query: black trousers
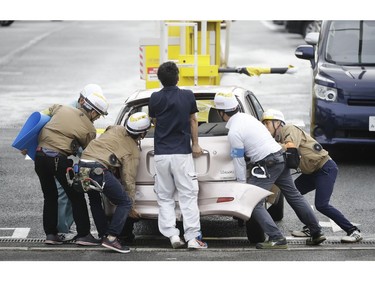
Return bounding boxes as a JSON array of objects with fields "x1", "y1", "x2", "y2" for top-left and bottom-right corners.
[{"x1": 34, "y1": 152, "x2": 90, "y2": 237}]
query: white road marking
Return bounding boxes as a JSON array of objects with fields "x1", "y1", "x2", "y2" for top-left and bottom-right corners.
[
  {"x1": 0, "y1": 228, "x2": 30, "y2": 238},
  {"x1": 308, "y1": 204, "x2": 361, "y2": 233}
]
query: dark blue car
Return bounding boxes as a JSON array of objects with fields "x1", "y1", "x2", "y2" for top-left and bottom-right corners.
[{"x1": 295, "y1": 20, "x2": 375, "y2": 146}]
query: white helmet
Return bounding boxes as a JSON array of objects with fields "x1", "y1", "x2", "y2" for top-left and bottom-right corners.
[
  {"x1": 262, "y1": 109, "x2": 285, "y2": 124},
  {"x1": 80, "y1": 84, "x2": 102, "y2": 98},
  {"x1": 126, "y1": 112, "x2": 151, "y2": 135},
  {"x1": 213, "y1": 92, "x2": 239, "y2": 112},
  {"x1": 84, "y1": 92, "x2": 109, "y2": 116}
]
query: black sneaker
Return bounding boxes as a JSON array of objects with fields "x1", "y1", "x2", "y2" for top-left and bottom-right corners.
[
  {"x1": 256, "y1": 237, "x2": 287, "y2": 249},
  {"x1": 45, "y1": 234, "x2": 63, "y2": 245},
  {"x1": 306, "y1": 232, "x2": 326, "y2": 245},
  {"x1": 75, "y1": 233, "x2": 102, "y2": 246},
  {"x1": 102, "y1": 236, "x2": 130, "y2": 254}
]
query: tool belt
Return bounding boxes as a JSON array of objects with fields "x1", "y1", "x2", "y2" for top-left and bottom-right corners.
[
  {"x1": 255, "y1": 150, "x2": 285, "y2": 167},
  {"x1": 36, "y1": 147, "x2": 67, "y2": 158},
  {"x1": 251, "y1": 150, "x2": 285, "y2": 179},
  {"x1": 66, "y1": 160, "x2": 106, "y2": 193}
]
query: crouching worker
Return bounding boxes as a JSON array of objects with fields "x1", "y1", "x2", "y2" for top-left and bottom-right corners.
[
  {"x1": 261, "y1": 109, "x2": 363, "y2": 243},
  {"x1": 78, "y1": 112, "x2": 151, "y2": 254}
]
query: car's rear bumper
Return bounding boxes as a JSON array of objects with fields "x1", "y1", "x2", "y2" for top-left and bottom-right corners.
[{"x1": 130, "y1": 181, "x2": 272, "y2": 221}]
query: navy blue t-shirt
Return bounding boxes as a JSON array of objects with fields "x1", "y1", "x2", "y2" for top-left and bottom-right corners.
[{"x1": 149, "y1": 86, "x2": 198, "y2": 155}]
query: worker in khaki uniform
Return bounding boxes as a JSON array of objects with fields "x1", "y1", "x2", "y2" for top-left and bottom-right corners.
[
  {"x1": 39, "y1": 84, "x2": 100, "y2": 242},
  {"x1": 79, "y1": 112, "x2": 151, "y2": 254},
  {"x1": 262, "y1": 109, "x2": 363, "y2": 243},
  {"x1": 35, "y1": 91, "x2": 109, "y2": 246}
]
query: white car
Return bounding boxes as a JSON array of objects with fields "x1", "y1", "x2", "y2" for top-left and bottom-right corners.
[{"x1": 114, "y1": 85, "x2": 284, "y2": 242}]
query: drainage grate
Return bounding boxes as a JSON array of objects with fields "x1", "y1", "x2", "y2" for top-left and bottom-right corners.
[
  {"x1": 1, "y1": 237, "x2": 375, "y2": 246},
  {"x1": 285, "y1": 237, "x2": 375, "y2": 246},
  {"x1": 0, "y1": 238, "x2": 74, "y2": 244}
]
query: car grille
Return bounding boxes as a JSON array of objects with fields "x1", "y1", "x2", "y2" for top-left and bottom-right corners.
[{"x1": 347, "y1": 99, "x2": 375, "y2": 106}]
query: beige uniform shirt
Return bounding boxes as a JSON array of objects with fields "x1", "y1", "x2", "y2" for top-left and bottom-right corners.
[
  {"x1": 279, "y1": 124, "x2": 330, "y2": 174},
  {"x1": 38, "y1": 104, "x2": 96, "y2": 155},
  {"x1": 81, "y1": 125, "x2": 140, "y2": 202}
]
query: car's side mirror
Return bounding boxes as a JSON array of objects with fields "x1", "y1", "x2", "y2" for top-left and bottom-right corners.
[{"x1": 295, "y1": 45, "x2": 315, "y2": 69}]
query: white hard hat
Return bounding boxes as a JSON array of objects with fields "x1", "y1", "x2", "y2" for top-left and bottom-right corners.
[
  {"x1": 262, "y1": 109, "x2": 285, "y2": 124},
  {"x1": 213, "y1": 92, "x2": 239, "y2": 112},
  {"x1": 126, "y1": 112, "x2": 151, "y2": 135},
  {"x1": 84, "y1": 92, "x2": 109, "y2": 116},
  {"x1": 80, "y1": 84, "x2": 103, "y2": 98}
]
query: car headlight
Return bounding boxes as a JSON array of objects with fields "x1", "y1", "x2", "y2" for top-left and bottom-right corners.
[
  {"x1": 314, "y1": 84, "x2": 337, "y2": 101},
  {"x1": 314, "y1": 74, "x2": 337, "y2": 102}
]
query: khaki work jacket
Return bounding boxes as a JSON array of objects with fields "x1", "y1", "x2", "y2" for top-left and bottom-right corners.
[
  {"x1": 279, "y1": 124, "x2": 330, "y2": 174},
  {"x1": 38, "y1": 105, "x2": 96, "y2": 155},
  {"x1": 81, "y1": 125, "x2": 140, "y2": 202}
]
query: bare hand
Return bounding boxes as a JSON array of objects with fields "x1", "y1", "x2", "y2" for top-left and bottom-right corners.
[{"x1": 192, "y1": 144, "x2": 203, "y2": 158}]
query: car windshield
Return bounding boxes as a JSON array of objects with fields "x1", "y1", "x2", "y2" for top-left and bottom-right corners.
[{"x1": 325, "y1": 20, "x2": 375, "y2": 65}]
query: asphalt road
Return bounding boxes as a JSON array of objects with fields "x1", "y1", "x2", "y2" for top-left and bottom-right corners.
[{"x1": 1, "y1": 20, "x2": 375, "y2": 279}]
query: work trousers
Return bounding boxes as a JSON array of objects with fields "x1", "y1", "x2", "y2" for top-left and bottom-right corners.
[
  {"x1": 80, "y1": 161, "x2": 132, "y2": 237},
  {"x1": 248, "y1": 152, "x2": 322, "y2": 240},
  {"x1": 34, "y1": 152, "x2": 90, "y2": 237},
  {"x1": 56, "y1": 178, "x2": 74, "y2": 233},
  {"x1": 56, "y1": 147, "x2": 83, "y2": 233},
  {"x1": 154, "y1": 154, "x2": 201, "y2": 242},
  {"x1": 295, "y1": 159, "x2": 356, "y2": 234}
]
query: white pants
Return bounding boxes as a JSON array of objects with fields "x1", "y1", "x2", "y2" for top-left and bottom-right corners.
[{"x1": 154, "y1": 154, "x2": 201, "y2": 242}]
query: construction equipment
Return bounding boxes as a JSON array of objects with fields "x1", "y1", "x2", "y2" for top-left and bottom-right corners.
[{"x1": 139, "y1": 20, "x2": 296, "y2": 89}]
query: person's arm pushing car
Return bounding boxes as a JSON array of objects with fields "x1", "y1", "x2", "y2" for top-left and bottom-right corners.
[{"x1": 190, "y1": 112, "x2": 203, "y2": 158}]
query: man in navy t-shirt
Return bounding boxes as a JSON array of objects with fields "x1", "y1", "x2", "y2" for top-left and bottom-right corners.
[{"x1": 149, "y1": 61, "x2": 207, "y2": 249}]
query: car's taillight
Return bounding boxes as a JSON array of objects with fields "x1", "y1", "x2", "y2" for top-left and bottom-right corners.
[{"x1": 217, "y1": 197, "x2": 234, "y2": 203}]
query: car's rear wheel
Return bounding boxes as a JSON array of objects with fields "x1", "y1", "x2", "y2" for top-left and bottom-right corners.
[{"x1": 245, "y1": 216, "x2": 265, "y2": 243}]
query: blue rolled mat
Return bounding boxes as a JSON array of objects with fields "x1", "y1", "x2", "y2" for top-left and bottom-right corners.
[{"x1": 12, "y1": 112, "x2": 51, "y2": 161}]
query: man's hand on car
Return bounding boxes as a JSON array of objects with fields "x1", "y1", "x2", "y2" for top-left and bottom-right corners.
[{"x1": 192, "y1": 143, "x2": 203, "y2": 158}]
